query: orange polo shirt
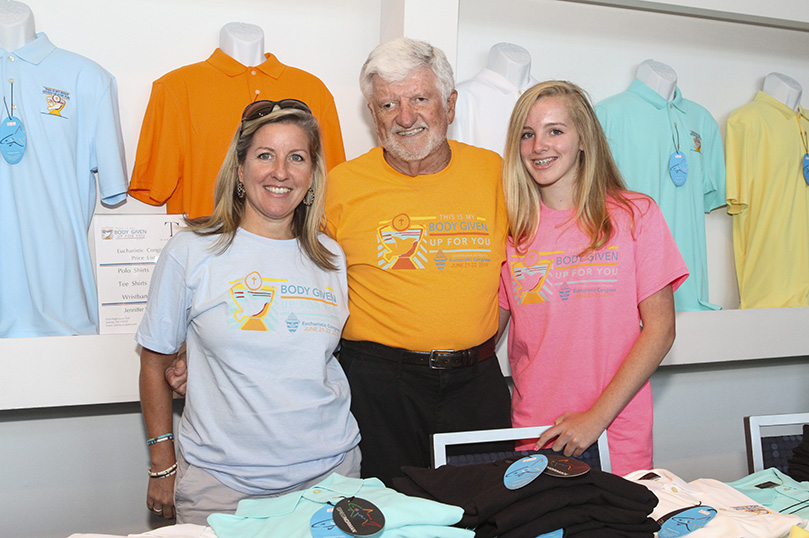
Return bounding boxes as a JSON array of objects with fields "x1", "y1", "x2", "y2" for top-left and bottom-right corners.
[{"x1": 129, "y1": 49, "x2": 345, "y2": 217}]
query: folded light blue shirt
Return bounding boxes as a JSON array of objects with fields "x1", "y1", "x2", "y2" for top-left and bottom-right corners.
[
  {"x1": 727, "y1": 468, "x2": 809, "y2": 518},
  {"x1": 208, "y1": 473, "x2": 473, "y2": 538}
]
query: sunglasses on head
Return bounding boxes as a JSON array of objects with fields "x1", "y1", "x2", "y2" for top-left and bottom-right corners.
[{"x1": 240, "y1": 99, "x2": 312, "y2": 126}]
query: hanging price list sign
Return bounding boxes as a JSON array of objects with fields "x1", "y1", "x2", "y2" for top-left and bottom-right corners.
[{"x1": 93, "y1": 214, "x2": 185, "y2": 334}]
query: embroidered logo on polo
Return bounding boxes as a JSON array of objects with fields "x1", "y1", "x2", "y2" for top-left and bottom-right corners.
[
  {"x1": 228, "y1": 271, "x2": 340, "y2": 333},
  {"x1": 42, "y1": 86, "x2": 69, "y2": 118},
  {"x1": 377, "y1": 212, "x2": 494, "y2": 270},
  {"x1": 731, "y1": 504, "x2": 772, "y2": 515},
  {"x1": 508, "y1": 247, "x2": 619, "y2": 304},
  {"x1": 689, "y1": 130, "x2": 702, "y2": 153}
]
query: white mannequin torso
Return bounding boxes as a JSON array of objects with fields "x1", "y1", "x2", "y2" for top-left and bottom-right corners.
[
  {"x1": 763, "y1": 72, "x2": 802, "y2": 112},
  {"x1": 635, "y1": 59, "x2": 677, "y2": 101},
  {"x1": 486, "y1": 42, "x2": 531, "y2": 88},
  {"x1": 0, "y1": 0, "x2": 35, "y2": 52},
  {"x1": 219, "y1": 22, "x2": 264, "y2": 66}
]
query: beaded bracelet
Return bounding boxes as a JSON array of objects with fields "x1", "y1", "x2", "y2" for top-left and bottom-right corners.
[
  {"x1": 148, "y1": 462, "x2": 177, "y2": 479},
  {"x1": 146, "y1": 433, "x2": 174, "y2": 446}
]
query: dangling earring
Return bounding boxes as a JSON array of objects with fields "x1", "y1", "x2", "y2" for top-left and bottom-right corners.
[
  {"x1": 302, "y1": 188, "x2": 315, "y2": 206},
  {"x1": 236, "y1": 181, "x2": 245, "y2": 200}
]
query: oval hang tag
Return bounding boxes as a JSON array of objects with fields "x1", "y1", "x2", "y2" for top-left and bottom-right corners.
[
  {"x1": 544, "y1": 453, "x2": 590, "y2": 478},
  {"x1": 332, "y1": 497, "x2": 385, "y2": 537},
  {"x1": 504, "y1": 454, "x2": 548, "y2": 490},
  {"x1": 0, "y1": 115, "x2": 26, "y2": 164},
  {"x1": 657, "y1": 505, "x2": 717, "y2": 538},
  {"x1": 310, "y1": 505, "x2": 352, "y2": 538},
  {"x1": 669, "y1": 151, "x2": 688, "y2": 187},
  {"x1": 802, "y1": 153, "x2": 809, "y2": 186}
]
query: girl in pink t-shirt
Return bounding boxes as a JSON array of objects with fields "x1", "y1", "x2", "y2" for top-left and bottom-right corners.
[{"x1": 497, "y1": 81, "x2": 687, "y2": 475}]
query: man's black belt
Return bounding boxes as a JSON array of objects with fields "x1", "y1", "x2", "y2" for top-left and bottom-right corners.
[{"x1": 340, "y1": 336, "x2": 496, "y2": 370}]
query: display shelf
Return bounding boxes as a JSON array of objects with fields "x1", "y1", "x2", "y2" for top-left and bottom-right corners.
[
  {"x1": 559, "y1": 0, "x2": 809, "y2": 32},
  {"x1": 0, "y1": 333, "x2": 140, "y2": 411},
  {"x1": 663, "y1": 306, "x2": 809, "y2": 366}
]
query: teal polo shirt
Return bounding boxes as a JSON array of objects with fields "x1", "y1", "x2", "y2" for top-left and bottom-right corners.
[
  {"x1": 728, "y1": 468, "x2": 809, "y2": 518},
  {"x1": 208, "y1": 473, "x2": 473, "y2": 537},
  {"x1": 596, "y1": 79, "x2": 725, "y2": 311}
]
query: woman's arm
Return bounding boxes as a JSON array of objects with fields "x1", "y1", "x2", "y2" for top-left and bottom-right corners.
[
  {"x1": 535, "y1": 284, "x2": 676, "y2": 456},
  {"x1": 140, "y1": 346, "x2": 179, "y2": 519}
]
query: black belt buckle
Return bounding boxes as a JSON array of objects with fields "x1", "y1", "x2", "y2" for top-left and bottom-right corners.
[{"x1": 428, "y1": 349, "x2": 457, "y2": 370}]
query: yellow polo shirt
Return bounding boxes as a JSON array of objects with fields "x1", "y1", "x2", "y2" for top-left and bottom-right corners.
[{"x1": 726, "y1": 91, "x2": 809, "y2": 308}]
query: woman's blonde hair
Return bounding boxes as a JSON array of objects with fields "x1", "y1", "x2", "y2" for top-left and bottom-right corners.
[
  {"x1": 185, "y1": 107, "x2": 336, "y2": 270},
  {"x1": 503, "y1": 80, "x2": 634, "y2": 255}
]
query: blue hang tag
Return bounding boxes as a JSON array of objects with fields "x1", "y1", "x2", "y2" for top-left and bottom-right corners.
[
  {"x1": 669, "y1": 150, "x2": 688, "y2": 187},
  {"x1": 658, "y1": 506, "x2": 717, "y2": 537},
  {"x1": 803, "y1": 153, "x2": 809, "y2": 186},
  {"x1": 504, "y1": 454, "x2": 548, "y2": 490},
  {"x1": 310, "y1": 505, "x2": 352, "y2": 538},
  {"x1": 0, "y1": 115, "x2": 26, "y2": 164},
  {"x1": 535, "y1": 530, "x2": 564, "y2": 538}
]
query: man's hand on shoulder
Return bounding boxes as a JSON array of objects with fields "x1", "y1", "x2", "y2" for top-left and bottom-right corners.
[{"x1": 165, "y1": 344, "x2": 188, "y2": 396}]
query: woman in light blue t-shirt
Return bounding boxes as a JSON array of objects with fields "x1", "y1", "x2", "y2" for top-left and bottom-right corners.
[{"x1": 137, "y1": 100, "x2": 360, "y2": 525}]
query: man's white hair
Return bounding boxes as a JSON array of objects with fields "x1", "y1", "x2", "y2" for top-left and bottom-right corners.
[{"x1": 359, "y1": 37, "x2": 455, "y2": 103}]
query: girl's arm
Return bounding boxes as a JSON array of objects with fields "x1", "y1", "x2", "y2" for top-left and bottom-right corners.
[{"x1": 535, "y1": 284, "x2": 675, "y2": 456}]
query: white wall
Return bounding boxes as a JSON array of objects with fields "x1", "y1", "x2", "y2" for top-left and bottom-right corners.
[{"x1": 1, "y1": 1, "x2": 808, "y2": 537}]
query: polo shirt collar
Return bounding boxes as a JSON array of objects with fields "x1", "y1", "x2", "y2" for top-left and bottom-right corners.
[
  {"x1": 207, "y1": 48, "x2": 285, "y2": 79},
  {"x1": 233, "y1": 473, "x2": 369, "y2": 518},
  {"x1": 5, "y1": 32, "x2": 55, "y2": 65},
  {"x1": 754, "y1": 90, "x2": 806, "y2": 121},
  {"x1": 628, "y1": 78, "x2": 685, "y2": 112}
]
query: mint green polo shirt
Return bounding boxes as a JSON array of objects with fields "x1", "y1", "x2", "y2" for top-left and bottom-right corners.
[
  {"x1": 596, "y1": 79, "x2": 725, "y2": 311},
  {"x1": 208, "y1": 473, "x2": 473, "y2": 537}
]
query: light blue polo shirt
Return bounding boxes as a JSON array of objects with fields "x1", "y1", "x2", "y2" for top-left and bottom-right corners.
[
  {"x1": 0, "y1": 33, "x2": 128, "y2": 337},
  {"x1": 596, "y1": 79, "x2": 725, "y2": 312},
  {"x1": 208, "y1": 473, "x2": 473, "y2": 537},
  {"x1": 727, "y1": 468, "x2": 809, "y2": 518}
]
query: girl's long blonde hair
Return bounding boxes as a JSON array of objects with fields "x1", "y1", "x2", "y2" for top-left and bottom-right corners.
[{"x1": 503, "y1": 80, "x2": 635, "y2": 255}]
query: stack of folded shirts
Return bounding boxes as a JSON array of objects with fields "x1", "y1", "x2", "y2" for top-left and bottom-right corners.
[
  {"x1": 625, "y1": 468, "x2": 807, "y2": 537},
  {"x1": 392, "y1": 458, "x2": 659, "y2": 538},
  {"x1": 788, "y1": 425, "x2": 809, "y2": 481}
]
